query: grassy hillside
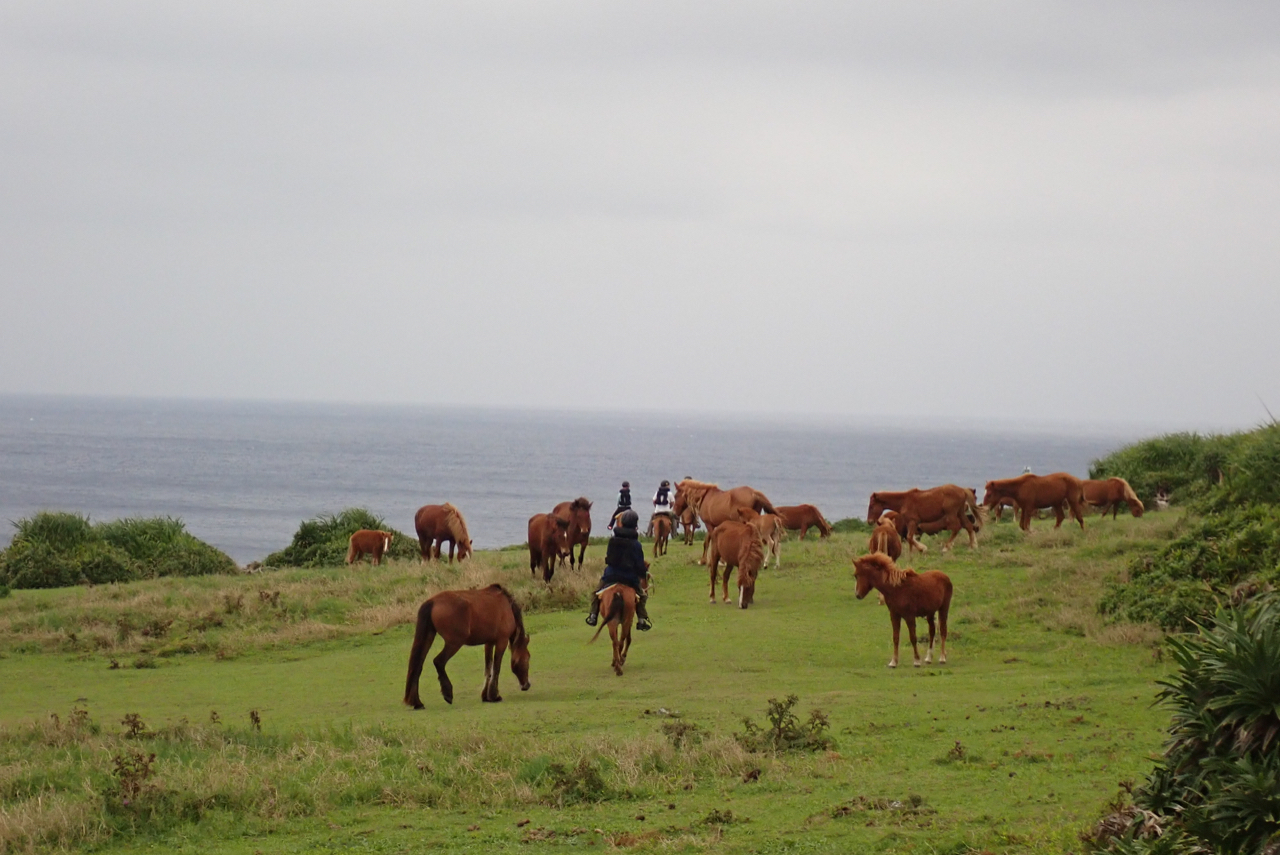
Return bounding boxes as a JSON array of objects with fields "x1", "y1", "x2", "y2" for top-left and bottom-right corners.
[{"x1": 1, "y1": 513, "x2": 1177, "y2": 854}]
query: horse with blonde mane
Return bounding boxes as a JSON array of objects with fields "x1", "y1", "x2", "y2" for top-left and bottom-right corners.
[
  {"x1": 853, "y1": 553, "x2": 952, "y2": 668},
  {"x1": 552, "y1": 498, "x2": 593, "y2": 569},
  {"x1": 414, "y1": 503, "x2": 473, "y2": 563},
  {"x1": 673, "y1": 479, "x2": 779, "y2": 565},
  {"x1": 983, "y1": 473, "x2": 1086, "y2": 532},
  {"x1": 347, "y1": 530, "x2": 393, "y2": 566},
  {"x1": 747, "y1": 512, "x2": 786, "y2": 569},
  {"x1": 866, "y1": 485, "x2": 983, "y2": 553},
  {"x1": 705, "y1": 520, "x2": 767, "y2": 608},
  {"x1": 1082, "y1": 478, "x2": 1144, "y2": 519}
]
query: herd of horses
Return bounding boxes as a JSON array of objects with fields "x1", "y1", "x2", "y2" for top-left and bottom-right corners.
[{"x1": 391, "y1": 473, "x2": 1143, "y2": 707}]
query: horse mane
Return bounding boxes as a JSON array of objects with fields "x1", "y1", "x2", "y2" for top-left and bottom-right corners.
[
  {"x1": 486, "y1": 583, "x2": 527, "y2": 644},
  {"x1": 570, "y1": 497, "x2": 591, "y2": 511},
  {"x1": 679, "y1": 479, "x2": 719, "y2": 494},
  {"x1": 441, "y1": 502, "x2": 470, "y2": 542},
  {"x1": 858, "y1": 552, "x2": 916, "y2": 587}
]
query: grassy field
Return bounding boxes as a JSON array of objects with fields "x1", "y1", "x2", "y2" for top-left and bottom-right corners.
[{"x1": 0, "y1": 513, "x2": 1180, "y2": 854}]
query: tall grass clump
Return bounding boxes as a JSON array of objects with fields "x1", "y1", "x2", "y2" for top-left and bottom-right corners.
[
  {"x1": 1087, "y1": 596, "x2": 1280, "y2": 854},
  {"x1": 0, "y1": 513, "x2": 235, "y2": 590},
  {"x1": 264, "y1": 508, "x2": 419, "y2": 568}
]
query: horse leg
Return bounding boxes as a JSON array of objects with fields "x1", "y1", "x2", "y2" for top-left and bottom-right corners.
[
  {"x1": 908, "y1": 618, "x2": 922, "y2": 668},
  {"x1": 924, "y1": 613, "x2": 936, "y2": 664},
  {"x1": 481, "y1": 643, "x2": 494, "y2": 701},
  {"x1": 908, "y1": 520, "x2": 927, "y2": 554},
  {"x1": 889, "y1": 614, "x2": 901, "y2": 668},
  {"x1": 939, "y1": 601, "x2": 949, "y2": 664},
  {"x1": 609, "y1": 622, "x2": 623, "y2": 676},
  {"x1": 708, "y1": 564, "x2": 718, "y2": 604},
  {"x1": 433, "y1": 640, "x2": 463, "y2": 704},
  {"x1": 1053, "y1": 503, "x2": 1065, "y2": 529},
  {"x1": 722, "y1": 565, "x2": 732, "y2": 603},
  {"x1": 1074, "y1": 500, "x2": 1087, "y2": 531},
  {"x1": 941, "y1": 521, "x2": 960, "y2": 552},
  {"x1": 485, "y1": 640, "x2": 508, "y2": 702}
]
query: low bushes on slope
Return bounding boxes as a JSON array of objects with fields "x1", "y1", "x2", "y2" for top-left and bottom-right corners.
[
  {"x1": 264, "y1": 508, "x2": 419, "y2": 567},
  {"x1": 0, "y1": 512, "x2": 236, "y2": 590}
]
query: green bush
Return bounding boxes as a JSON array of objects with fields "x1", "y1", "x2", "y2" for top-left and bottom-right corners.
[
  {"x1": 1090, "y1": 432, "x2": 1241, "y2": 506},
  {"x1": 0, "y1": 512, "x2": 236, "y2": 590},
  {"x1": 830, "y1": 517, "x2": 872, "y2": 535},
  {"x1": 264, "y1": 508, "x2": 418, "y2": 568}
]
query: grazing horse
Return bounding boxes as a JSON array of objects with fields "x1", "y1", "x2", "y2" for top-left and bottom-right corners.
[
  {"x1": 706, "y1": 520, "x2": 767, "y2": 608},
  {"x1": 748, "y1": 512, "x2": 786, "y2": 569},
  {"x1": 866, "y1": 485, "x2": 983, "y2": 553},
  {"x1": 868, "y1": 515, "x2": 902, "y2": 562},
  {"x1": 414, "y1": 503, "x2": 473, "y2": 563},
  {"x1": 527, "y1": 513, "x2": 570, "y2": 583},
  {"x1": 652, "y1": 514, "x2": 672, "y2": 558},
  {"x1": 403, "y1": 584, "x2": 531, "y2": 707},
  {"x1": 680, "y1": 507, "x2": 701, "y2": 545},
  {"x1": 347, "y1": 530, "x2": 393, "y2": 566},
  {"x1": 983, "y1": 473, "x2": 1086, "y2": 532},
  {"x1": 1082, "y1": 478, "x2": 1144, "y2": 519},
  {"x1": 853, "y1": 553, "x2": 952, "y2": 668},
  {"x1": 774, "y1": 505, "x2": 832, "y2": 539},
  {"x1": 551, "y1": 498, "x2": 592, "y2": 569},
  {"x1": 674, "y1": 479, "x2": 779, "y2": 565},
  {"x1": 589, "y1": 580, "x2": 647, "y2": 676}
]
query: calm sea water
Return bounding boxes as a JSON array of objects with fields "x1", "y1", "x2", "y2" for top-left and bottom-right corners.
[{"x1": 0, "y1": 397, "x2": 1139, "y2": 563}]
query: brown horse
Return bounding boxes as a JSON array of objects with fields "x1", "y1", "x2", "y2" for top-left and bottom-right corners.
[
  {"x1": 403, "y1": 584, "x2": 531, "y2": 707},
  {"x1": 414, "y1": 503, "x2": 473, "y2": 563},
  {"x1": 748, "y1": 512, "x2": 786, "y2": 569},
  {"x1": 527, "y1": 513, "x2": 570, "y2": 582},
  {"x1": 706, "y1": 520, "x2": 767, "y2": 608},
  {"x1": 589, "y1": 582, "x2": 645, "y2": 676},
  {"x1": 983, "y1": 473, "x2": 1086, "y2": 532},
  {"x1": 868, "y1": 515, "x2": 902, "y2": 562},
  {"x1": 680, "y1": 507, "x2": 701, "y2": 545},
  {"x1": 1082, "y1": 478, "x2": 1144, "y2": 519},
  {"x1": 774, "y1": 505, "x2": 832, "y2": 539},
  {"x1": 867, "y1": 485, "x2": 983, "y2": 553},
  {"x1": 347, "y1": 529, "x2": 393, "y2": 566},
  {"x1": 853, "y1": 553, "x2": 952, "y2": 668},
  {"x1": 552, "y1": 498, "x2": 592, "y2": 569},
  {"x1": 674, "y1": 479, "x2": 779, "y2": 565},
  {"x1": 652, "y1": 514, "x2": 672, "y2": 557}
]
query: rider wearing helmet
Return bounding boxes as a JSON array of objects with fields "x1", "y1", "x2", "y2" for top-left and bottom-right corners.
[{"x1": 585, "y1": 509, "x2": 653, "y2": 631}]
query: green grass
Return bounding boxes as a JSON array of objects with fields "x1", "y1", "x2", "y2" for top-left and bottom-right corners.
[{"x1": 0, "y1": 512, "x2": 1182, "y2": 853}]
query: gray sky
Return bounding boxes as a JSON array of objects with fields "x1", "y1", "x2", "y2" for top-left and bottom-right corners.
[{"x1": 2, "y1": 2, "x2": 1278, "y2": 430}]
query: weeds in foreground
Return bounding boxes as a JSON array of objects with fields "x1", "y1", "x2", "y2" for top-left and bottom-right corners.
[{"x1": 737, "y1": 695, "x2": 833, "y2": 753}]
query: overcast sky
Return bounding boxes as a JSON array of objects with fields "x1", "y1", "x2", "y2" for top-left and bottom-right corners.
[{"x1": 2, "y1": 2, "x2": 1277, "y2": 430}]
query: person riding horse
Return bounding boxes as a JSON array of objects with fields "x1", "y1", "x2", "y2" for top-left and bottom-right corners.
[
  {"x1": 608, "y1": 481, "x2": 632, "y2": 530},
  {"x1": 586, "y1": 509, "x2": 653, "y2": 631},
  {"x1": 647, "y1": 479, "x2": 674, "y2": 536}
]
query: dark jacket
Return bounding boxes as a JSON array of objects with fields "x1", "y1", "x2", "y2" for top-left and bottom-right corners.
[
  {"x1": 600, "y1": 526, "x2": 647, "y2": 590},
  {"x1": 616, "y1": 488, "x2": 632, "y2": 509}
]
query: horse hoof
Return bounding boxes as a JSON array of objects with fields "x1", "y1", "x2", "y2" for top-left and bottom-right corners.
[
  {"x1": 913, "y1": 661, "x2": 922, "y2": 668},
  {"x1": 887, "y1": 661, "x2": 897, "y2": 669}
]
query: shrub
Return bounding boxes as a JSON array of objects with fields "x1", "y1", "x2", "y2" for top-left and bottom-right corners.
[
  {"x1": 1090, "y1": 432, "x2": 1241, "y2": 507},
  {"x1": 737, "y1": 695, "x2": 834, "y2": 753},
  {"x1": 264, "y1": 508, "x2": 419, "y2": 568},
  {"x1": 830, "y1": 518, "x2": 872, "y2": 535}
]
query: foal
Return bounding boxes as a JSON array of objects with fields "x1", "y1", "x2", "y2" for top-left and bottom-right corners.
[{"x1": 853, "y1": 553, "x2": 952, "y2": 668}]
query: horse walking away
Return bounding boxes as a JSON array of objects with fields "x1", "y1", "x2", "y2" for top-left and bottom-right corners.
[
  {"x1": 589, "y1": 581, "x2": 646, "y2": 676},
  {"x1": 867, "y1": 485, "x2": 983, "y2": 553},
  {"x1": 706, "y1": 520, "x2": 767, "y2": 608},
  {"x1": 673, "y1": 479, "x2": 780, "y2": 565},
  {"x1": 680, "y1": 507, "x2": 701, "y2": 545},
  {"x1": 527, "y1": 513, "x2": 571, "y2": 583},
  {"x1": 1082, "y1": 478, "x2": 1144, "y2": 519},
  {"x1": 347, "y1": 529, "x2": 393, "y2": 566},
  {"x1": 652, "y1": 514, "x2": 672, "y2": 558},
  {"x1": 774, "y1": 505, "x2": 832, "y2": 539},
  {"x1": 983, "y1": 473, "x2": 1086, "y2": 532},
  {"x1": 414, "y1": 503, "x2": 473, "y2": 563},
  {"x1": 868, "y1": 514, "x2": 902, "y2": 562},
  {"x1": 853, "y1": 553, "x2": 952, "y2": 668},
  {"x1": 552, "y1": 498, "x2": 593, "y2": 569},
  {"x1": 748, "y1": 512, "x2": 786, "y2": 569},
  {"x1": 403, "y1": 584, "x2": 531, "y2": 707}
]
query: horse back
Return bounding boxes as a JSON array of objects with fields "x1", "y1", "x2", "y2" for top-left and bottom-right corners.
[{"x1": 429, "y1": 588, "x2": 516, "y2": 645}]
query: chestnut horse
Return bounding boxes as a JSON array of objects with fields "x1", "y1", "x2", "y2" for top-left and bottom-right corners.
[
  {"x1": 748, "y1": 512, "x2": 786, "y2": 569},
  {"x1": 414, "y1": 503, "x2": 472, "y2": 563},
  {"x1": 673, "y1": 479, "x2": 779, "y2": 565},
  {"x1": 1082, "y1": 478, "x2": 1144, "y2": 519},
  {"x1": 403, "y1": 584, "x2": 531, "y2": 707},
  {"x1": 589, "y1": 580, "x2": 647, "y2": 676},
  {"x1": 347, "y1": 530, "x2": 393, "y2": 566},
  {"x1": 552, "y1": 498, "x2": 593, "y2": 569},
  {"x1": 527, "y1": 513, "x2": 570, "y2": 582},
  {"x1": 706, "y1": 520, "x2": 766, "y2": 608},
  {"x1": 866, "y1": 485, "x2": 983, "y2": 553},
  {"x1": 853, "y1": 553, "x2": 952, "y2": 668},
  {"x1": 774, "y1": 504, "x2": 832, "y2": 539},
  {"x1": 868, "y1": 515, "x2": 902, "y2": 562},
  {"x1": 652, "y1": 514, "x2": 672, "y2": 557},
  {"x1": 680, "y1": 507, "x2": 701, "y2": 545},
  {"x1": 983, "y1": 473, "x2": 1086, "y2": 532}
]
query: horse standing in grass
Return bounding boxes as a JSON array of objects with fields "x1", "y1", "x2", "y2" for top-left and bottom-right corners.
[
  {"x1": 1082, "y1": 478, "x2": 1144, "y2": 519},
  {"x1": 674, "y1": 479, "x2": 779, "y2": 565},
  {"x1": 867, "y1": 485, "x2": 983, "y2": 553},
  {"x1": 552, "y1": 498, "x2": 592, "y2": 569},
  {"x1": 983, "y1": 473, "x2": 1087, "y2": 532},
  {"x1": 868, "y1": 514, "x2": 902, "y2": 561},
  {"x1": 853, "y1": 553, "x2": 952, "y2": 668},
  {"x1": 347, "y1": 530, "x2": 393, "y2": 566},
  {"x1": 748, "y1": 512, "x2": 786, "y2": 569},
  {"x1": 414, "y1": 503, "x2": 473, "y2": 563},
  {"x1": 774, "y1": 504, "x2": 832, "y2": 539},
  {"x1": 680, "y1": 507, "x2": 701, "y2": 545},
  {"x1": 403, "y1": 584, "x2": 531, "y2": 707},
  {"x1": 527, "y1": 513, "x2": 570, "y2": 583},
  {"x1": 589, "y1": 580, "x2": 647, "y2": 676},
  {"x1": 706, "y1": 520, "x2": 767, "y2": 608},
  {"x1": 652, "y1": 514, "x2": 672, "y2": 557}
]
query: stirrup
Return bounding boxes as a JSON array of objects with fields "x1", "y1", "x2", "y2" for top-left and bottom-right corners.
[
  {"x1": 636, "y1": 617, "x2": 652, "y2": 631},
  {"x1": 585, "y1": 613, "x2": 598, "y2": 627}
]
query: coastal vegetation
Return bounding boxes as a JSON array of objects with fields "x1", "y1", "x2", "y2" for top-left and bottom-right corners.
[{"x1": 262, "y1": 508, "x2": 420, "y2": 568}]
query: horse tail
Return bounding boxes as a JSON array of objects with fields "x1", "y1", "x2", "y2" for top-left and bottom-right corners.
[
  {"x1": 589, "y1": 589, "x2": 623, "y2": 644},
  {"x1": 1118, "y1": 479, "x2": 1144, "y2": 516},
  {"x1": 345, "y1": 536, "x2": 358, "y2": 565},
  {"x1": 964, "y1": 490, "x2": 986, "y2": 527},
  {"x1": 753, "y1": 491, "x2": 780, "y2": 517},
  {"x1": 403, "y1": 599, "x2": 436, "y2": 707},
  {"x1": 816, "y1": 511, "x2": 832, "y2": 538}
]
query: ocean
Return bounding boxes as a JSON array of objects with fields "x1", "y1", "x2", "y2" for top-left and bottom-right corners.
[{"x1": 0, "y1": 396, "x2": 1139, "y2": 564}]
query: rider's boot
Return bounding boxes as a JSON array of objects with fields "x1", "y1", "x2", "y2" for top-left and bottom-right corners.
[
  {"x1": 635, "y1": 593, "x2": 653, "y2": 631},
  {"x1": 585, "y1": 594, "x2": 600, "y2": 627}
]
